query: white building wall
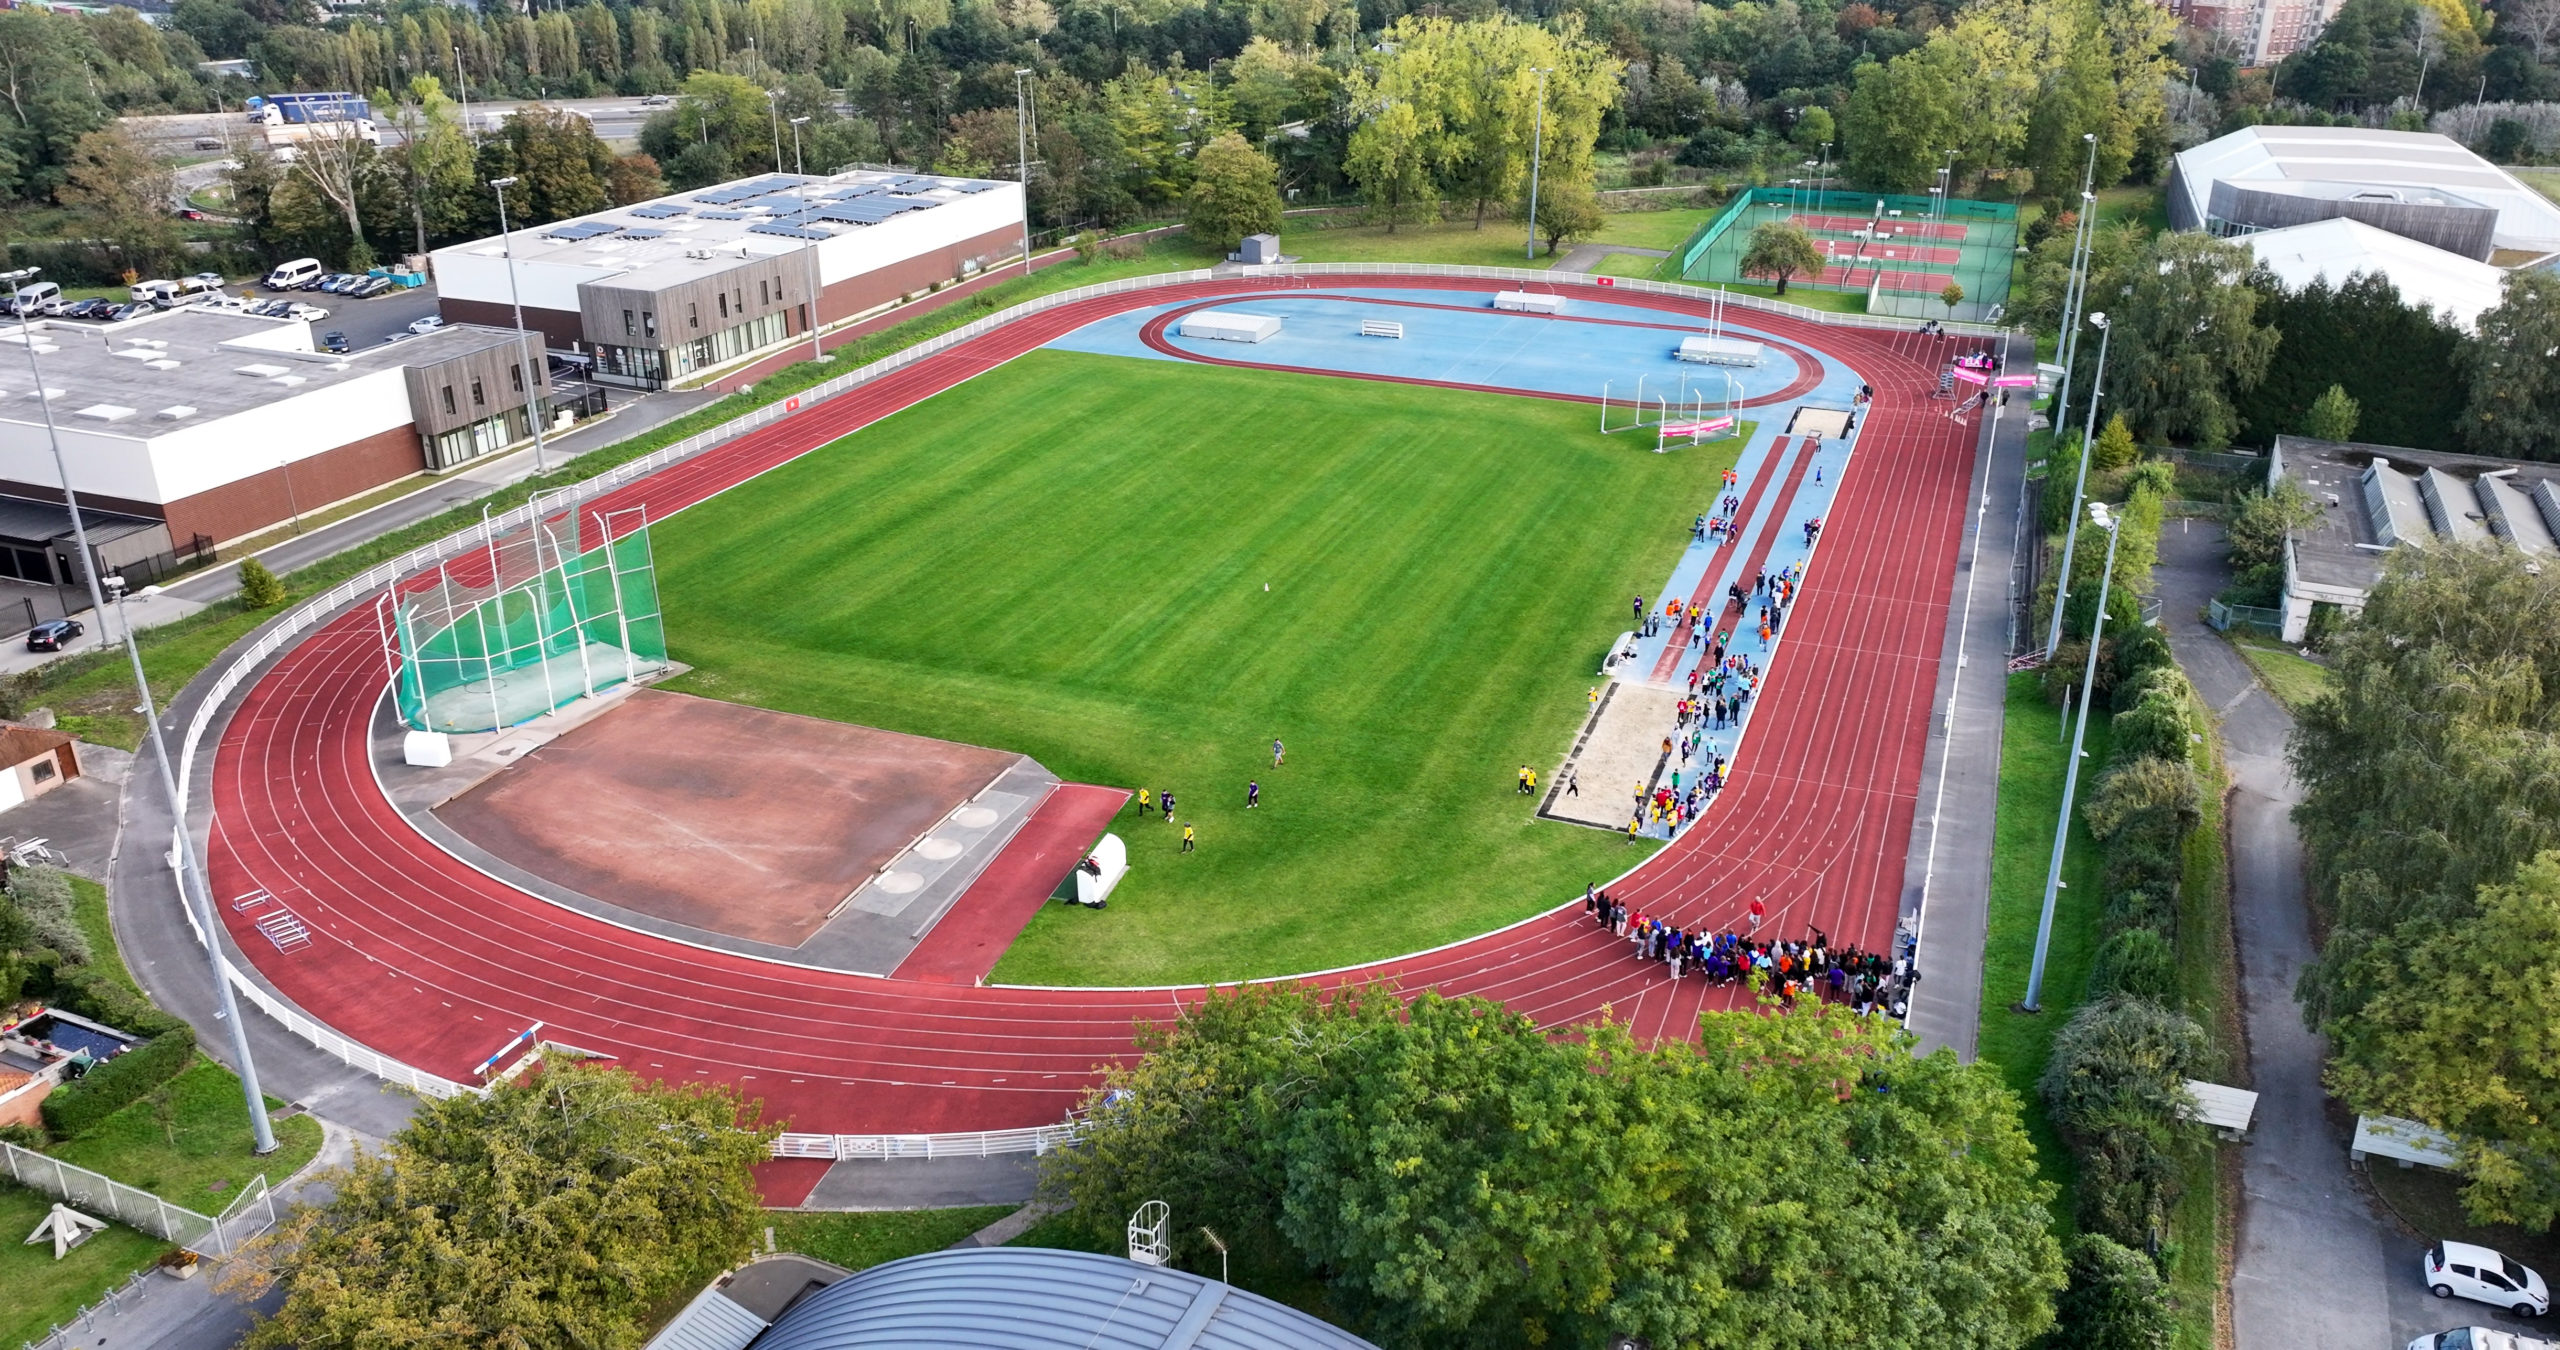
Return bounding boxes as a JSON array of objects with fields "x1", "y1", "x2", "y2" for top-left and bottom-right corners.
[
  {"x1": 0, "y1": 365, "x2": 413, "y2": 508},
  {"x1": 431, "y1": 247, "x2": 622, "y2": 312},
  {"x1": 0, "y1": 416, "x2": 164, "y2": 503}
]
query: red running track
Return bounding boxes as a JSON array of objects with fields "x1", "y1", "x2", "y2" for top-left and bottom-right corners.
[{"x1": 205, "y1": 276, "x2": 1978, "y2": 1143}]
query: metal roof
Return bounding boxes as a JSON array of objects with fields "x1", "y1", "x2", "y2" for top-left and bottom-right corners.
[
  {"x1": 642, "y1": 1286, "x2": 767, "y2": 1350},
  {"x1": 2172, "y1": 125, "x2": 2560, "y2": 253},
  {"x1": 752, "y1": 1248, "x2": 1381, "y2": 1350}
]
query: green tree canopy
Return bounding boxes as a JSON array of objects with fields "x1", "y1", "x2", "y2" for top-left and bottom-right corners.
[
  {"x1": 2457, "y1": 269, "x2": 2560, "y2": 461},
  {"x1": 2099, "y1": 233, "x2": 2279, "y2": 450},
  {"x1": 2304, "y1": 383, "x2": 2362, "y2": 441},
  {"x1": 227, "y1": 1065, "x2": 775, "y2": 1350},
  {"x1": 1185, "y1": 131, "x2": 1281, "y2": 253},
  {"x1": 1044, "y1": 984, "x2": 2065, "y2": 1350},
  {"x1": 1739, "y1": 220, "x2": 1827, "y2": 294}
]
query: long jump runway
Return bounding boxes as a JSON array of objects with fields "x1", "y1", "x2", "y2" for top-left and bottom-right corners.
[{"x1": 205, "y1": 275, "x2": 1980, "y2": 1155}]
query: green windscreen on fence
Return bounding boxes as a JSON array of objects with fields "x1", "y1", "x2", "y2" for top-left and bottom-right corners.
[
  {"x1": 1670, "y1": 187, "x2": 2017, "y2": 323},
  {"x1": 393, "y1": 518, "x2": 666, "y2": 734}
]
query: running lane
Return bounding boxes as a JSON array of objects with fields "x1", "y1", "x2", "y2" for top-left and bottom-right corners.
[{"x1": 206, "y1": 277, "x2": 1980, "y2": 1136}]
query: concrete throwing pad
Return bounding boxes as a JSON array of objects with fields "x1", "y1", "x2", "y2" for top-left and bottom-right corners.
[
  {"x1": 1541, "y1": 682, "x2": 1683, "y2": 830},
  {"x1": 433, "y1": 690, "x2": 1019, "y2": 947}
]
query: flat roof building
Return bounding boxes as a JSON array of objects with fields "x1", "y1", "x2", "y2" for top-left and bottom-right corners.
[
  {"x1": 0, "y1": 307, "x2": 556, "y2": 581},
  {"x1": 2237, "y1": 216, "x2": 2510, "y2": 331},
  {"x1": 432, "y1": 168, "x2": 1026, "y2": 390},
  {"x1": 2270, "y1": 435, "x2": 2560, "y2": 642},
  {"x1": 2169, "y1": 126, "x2": 2560, "y2": 262}
]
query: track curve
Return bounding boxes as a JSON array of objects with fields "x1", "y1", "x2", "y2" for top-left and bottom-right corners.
[{"x1": 207, "y1": 276, "x2": 1979, "y2": 1139}]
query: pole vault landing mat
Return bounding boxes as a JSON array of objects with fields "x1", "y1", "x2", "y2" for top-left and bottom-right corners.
[{"x1": 425, "y1": 690, "x2": 1049, "y2": 968}]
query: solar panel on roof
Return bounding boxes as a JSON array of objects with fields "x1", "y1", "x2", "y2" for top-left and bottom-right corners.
[
  {"x1": 628, "y1": 203, "x2": 686, "y2": 219},
  {"x1": 543, "y1": 221, "x2": 616, "y2": 240},
  {"x1": 699, "y1": 210, "x2": 746, "y2": 220},
  {"x1": 748, "y1": 223, "x2": 833, "y2": 241},
  {"x1": 618, "y1": 228, "x2": 665, "y2": 239}
]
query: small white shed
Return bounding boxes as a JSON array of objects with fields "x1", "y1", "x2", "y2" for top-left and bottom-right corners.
[
  {"x1": 1179, "y1": 311, "x2": 1283, "y2": 343},
  {"x1": 1493, "y1": 290, "x2": 1567, "y2": 314}
]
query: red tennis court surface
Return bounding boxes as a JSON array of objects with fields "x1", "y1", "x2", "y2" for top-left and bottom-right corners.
[
  {"x1": 205, "y1": 277, "x2": 1980, "y2": 1158},
  {"x1": 434, "y1": 690, "x2": 1018, "y2": 948},
  {"x1": 1814, "y1": 240, "x2": 1962, "y2": 266},
  {"x1": 1791, "y1": 212, "x2": 1968, "y2": 242}
]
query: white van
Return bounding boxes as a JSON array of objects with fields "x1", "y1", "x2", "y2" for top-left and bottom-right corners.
[
  {"x1": 164, "y1": 275, "x2": 224, "y2": 307},
  {"x1": 128, "y1": 279, "x2": 180, "y2": 306},
  {"x1": 4, "y1": 281, "x2": 61, "y2": 316},
  {"x1": 265, "y1": 258, "x2": 324, "y2": 291}
]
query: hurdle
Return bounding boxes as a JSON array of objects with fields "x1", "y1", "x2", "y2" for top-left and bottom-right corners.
[
  {"x1": 1359, "y1": 318, "x2": 1405, "y2": 339},
  {"x1": 254, "y1": 906, "x2": 312, "y2": 953}
]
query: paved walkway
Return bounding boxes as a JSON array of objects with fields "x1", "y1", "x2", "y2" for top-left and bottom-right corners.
[{"x1": 1551, "y1": 243, "x2": 1671, "y2": 274}]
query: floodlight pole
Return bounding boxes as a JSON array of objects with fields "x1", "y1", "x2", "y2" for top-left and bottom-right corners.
[
  {"x1": 790, "y1": 118, "x2": 821, "y2": 361},
  {"x1": 452, "y1": 45, "x2": 471, "y2": 138},
  {"x1": 1524, "y1": 67, "x2": 1550, "y2": 262},
  {"x1": 2043, "y1": 311, "x2": 2112, "y2": 660},
  {"x1": 2049, "y1": 133, "x2": 2101, "y2": 444},
  {"x1": 5, "y1": 266, "x2": 275, "y2": 1154},
  {"x1": 488, "y1": 177, "x2": 550, "y2": 476},
  {"x1": 2023, "y1": 502, "x2": 2121, "y2": 1013},
  {"x1": 1015, "y1": 69, "x2": 1034, "y2": 277}
]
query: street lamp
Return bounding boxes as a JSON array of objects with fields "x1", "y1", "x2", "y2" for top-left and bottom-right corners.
[
  {"x1": 3, "y1": 267, "x2": 276, "y2": 1153},
  {"x1": 2043, "y1": 309, "x2": 2113, "y2": 659},
  {"x1": 2050, "y1": 133, "x2": 2102, "y2": 446},
  {"x1": 485, "y1": 177, "x2": 551, "y2": 475},
  {"x1": 452, "y1": 45, "x2": 472, "y2": 138},
  {"x1": 1524, "y1": 67, "x2": 1551, "y2": 262},
  {"x1": 1015, "y1": 68, "x2": 1035, "y2": 278},
  {"x1": 2022, "y1": 498, "x2": 2123, "y2": 1013},
  {"x1": 789, "y1": 116, "x2": 822, "y2": 362}
]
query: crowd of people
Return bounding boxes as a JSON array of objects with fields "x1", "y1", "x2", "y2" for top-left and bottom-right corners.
[{"x1": 1580, "y1": 890, "x2": 1916, "y2": 1014}]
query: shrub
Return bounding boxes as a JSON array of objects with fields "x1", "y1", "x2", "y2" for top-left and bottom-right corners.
[
  {"x1": 2102, "y1": 839, "x2": 2184, "y2": 903},
  {"x1": 2088, "y1": 927, "x2": 2179, "y2": 1004},
  {"x1": 2051, "y1": 1234, "x2": 2174, "y2": 1350},
  {"x1": 2102, "y1": 884, "x2": 2177, "y2": 936},
  {"x1": 2110, "y1": 663, "x2": 2191, "y2": 716},
  {"x1": 40, "y1": 1028, "x2": 197, "y2": 1140},
  {"x1": 2111, "y1": 693, "x2": 2195, "y2": 766},
  {"x1": 7, "y1": 865, "x2": 86, "y2": 965},
  {"x1": 2084, "y1": 756, "x2": 2201, "y2": 848},
  {"x1": 237, "y1": 558, "x2": 288, "y2": 609},
  {"x1": 2107, "y1": 622, "x2": 2173, "y2": 692},
  {"x1": 2041, "y1": 996, "x2": 2216, "y2": 1142},
  {"x1": 47, "y1": 964, "x2": 185, "y2": 1039}
]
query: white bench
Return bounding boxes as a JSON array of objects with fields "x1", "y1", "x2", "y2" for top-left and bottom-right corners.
[
  {"x1": 1074, "y1": 832, "x2": 1128, "y2": 908},
  {"x1": 1359, "y1": 319, "x2": 1404, "y2": 339}
]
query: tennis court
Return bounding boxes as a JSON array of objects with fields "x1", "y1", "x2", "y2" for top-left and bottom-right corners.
[{"x1": 1672, "y1": 188, "x2": 2017, "y2": 323}]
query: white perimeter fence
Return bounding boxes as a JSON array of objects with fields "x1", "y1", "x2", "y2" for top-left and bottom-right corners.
[
  {"x1": 166, "y1": 263, "x2": 2012, "y2": 1157},
  {"x1": 1, "y1": 1138, "x2": 273, "y2": 1257}
]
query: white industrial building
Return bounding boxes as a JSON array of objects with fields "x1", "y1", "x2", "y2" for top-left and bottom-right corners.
[
  {"x1": 2269, "y1": 436, "x2": 2560, "y2": 643},
  {"x1": 2237, "y1": 217, "x2": 2510, "y2": 331},
  {"x1": 432, "y1": 169, "x2": 1026, "y2": 389},
  {"x1": 2169, "y1": 126, "x2": 2560, "y2": 261},
  {"x1": 0, "y1": 308, "x2": 552, "y2": 577}
]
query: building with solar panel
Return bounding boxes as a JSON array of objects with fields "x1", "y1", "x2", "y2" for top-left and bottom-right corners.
[{"x1": 430, "y1": 169, "x2": 1024, "y2": 389}]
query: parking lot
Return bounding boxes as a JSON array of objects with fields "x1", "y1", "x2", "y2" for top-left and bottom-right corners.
[{"x1": 239, "y1": 275, "x2": 447, "y2": 352}]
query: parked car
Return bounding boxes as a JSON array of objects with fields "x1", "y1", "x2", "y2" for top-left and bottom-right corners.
[
  {"x1": 25, "y1": 619, "x2": 82, "y2": 652},
  {"x1": 59, "y1": 298, "x2": 104, "y2": 319},
  {"x1": 407, "y1": 315, "x2": 446, "y2": 336},
  {"x1": 2406, "y1": 1329, "x2": 2556, "y2": 1350},
  {"x1": 319, "y1": 330, "x2": 351, "y2": 353},
  {"x1": 176, "y1": 207, "x2": 206, "y2": 221},
  {"x1": 105, "y1": 302, "x2": 155, "y2": 322},
  {"x1": 2430, "y1": 1242, "x2": 2550, "y2": 1318},
  {"x1": 265, "y1": 257, "x2": 324, "y2": 291},
  {"x1": 350, "y1": 275, "x2": 396, "y2": 299},
  {"x1": 314, "y1": 274, "x2": 351, "y2": 294},
  {"x1": 285, "y1": 302, "x2": 330, "y2": 321}
]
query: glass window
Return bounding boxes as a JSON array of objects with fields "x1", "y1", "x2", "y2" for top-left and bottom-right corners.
[
  {"x1": 759, "y1": 279, "x2": 769, "y2": 305},
  {"x1": 31, "y1": 759, "x2": 54, "y2": 783},
  {"x1": 718, "y1": 292, "x2": 729, "y2": 319},
  {"x1": 643, "y1": 311, "x2": 656, "y2": 338},
  {"x1": 688, "y1": 301, "x2": 698, "y2": 330},
  {"x1": 441, "y1": 385, "x2": 455, "y2": 415},
  {"x1": 471, "y1": 377, "x2": 485, "y2": 406},
  {"x1": 509, "y1": 365, "x2": 523, "y2": 392},
  {"x1": 623, "y1": 309, "x2": 634, "y2": 337}
]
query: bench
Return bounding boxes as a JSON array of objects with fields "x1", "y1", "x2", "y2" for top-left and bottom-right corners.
[{"x1": 1359, "y1": 319, "x2": 1404, "y2": 339}]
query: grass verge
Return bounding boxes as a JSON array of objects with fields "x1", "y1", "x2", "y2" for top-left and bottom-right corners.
[
  {"x1": 767, "y1": 1206, "x2": 1014, "y2": 1269},
  {"x1": 1975, "y1": 671, "x2": 2113, "y2": 1230},
  {"x1": 653, "y1": 349, "x2": 1715, "y2": 985},
  {"x1": 2169, "y1": 712, "x2": 2240, "y2": 1350},
  {"x1": 0, "y1": 1183, "x2": 171, "y2": 1349},
  {"x1": 2230, "y1": 633, "x2": 2333, "y2": 713},
  {"x1": 43, "y1": 1060, "x2": 323, "y2": 1212}
]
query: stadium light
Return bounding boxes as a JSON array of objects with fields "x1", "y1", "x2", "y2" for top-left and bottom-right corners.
[
  {"x1": 1524, "y1": 68, "x2": 1551, "y2": 262},
  {"x1": 2043, "y1": 309, "x2": 2112, "y2": 663},
  {"x1": 790, "y1": 117, "x2": 821, "y2": 361},
  {"x1": 1016, "y1": 69, "x2": 1035, "y2": 278},
  {"x1": 2023, "y1": 495, "x2": 2122, "y2": 1013},
  {"x1": 488, "y1": 176, "x2": 551, "y2": 476},
  {"x1": 6, "y1": 268, "x2": 276, "y2": 1153}
]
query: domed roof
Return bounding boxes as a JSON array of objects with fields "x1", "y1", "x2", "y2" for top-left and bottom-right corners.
[{"x1": 753, "y1": 1246, "x2": 1379, "y2": 1350}]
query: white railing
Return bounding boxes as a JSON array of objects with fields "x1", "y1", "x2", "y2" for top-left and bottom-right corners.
[
  {"x1": 770, "y1": 1121, "x2": 1082, "y2": 1161},
  {"x1": 20, "y1": 1266, "x2": 153, "y2": 1350},
  {"x1": 166, "y1": 260, "x2": 2006, "y2": 1147},
  {"x1": 0, "y1": 1139, "x2": 270, "y2": 1257}
]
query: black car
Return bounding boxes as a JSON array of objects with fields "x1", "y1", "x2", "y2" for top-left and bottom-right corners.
[
  {"x1": 25, "y1": 619, "x2": 82, "y2": 652},
  {"x1": 320, "y1": 330, "x2": 351, "y2": 353},
  {"x1": 60, "y1": 299, "x2": 104, "y2": 319}
]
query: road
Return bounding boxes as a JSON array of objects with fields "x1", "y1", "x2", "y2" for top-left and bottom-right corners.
[
  {"x1": 125, "y1": 95, "x2": 686, "y2": 154},
  {"x1": 2154, "y1": 522, "x2": 2543, "y2": 1350}
]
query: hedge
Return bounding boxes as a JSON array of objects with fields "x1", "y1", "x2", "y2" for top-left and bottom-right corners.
[
  {"x1": 45, "y1": 965, "x2": 185, "y2": 1041},
  {"x1": 40, "y1": 1027, "x2": 197, "y2": 1140}
]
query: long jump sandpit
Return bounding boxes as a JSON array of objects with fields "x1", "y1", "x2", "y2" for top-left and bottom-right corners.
[{"x1": 433, "y1": 689, "x2": 1020, "y2": 948}]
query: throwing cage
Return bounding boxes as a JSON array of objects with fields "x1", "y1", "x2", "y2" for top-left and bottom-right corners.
[{"x1": 378, "y1": 502, "x2": 667, "y2": 734}]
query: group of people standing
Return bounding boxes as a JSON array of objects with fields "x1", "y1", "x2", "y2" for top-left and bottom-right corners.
[{"x1": 1583, "y1": 890, "x2": 1915, "y2": 1014}]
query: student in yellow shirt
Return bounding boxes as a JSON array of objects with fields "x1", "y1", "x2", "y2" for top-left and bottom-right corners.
[{"x1": 1180, "y1": 822, "x2": 1197, "y2": 853}]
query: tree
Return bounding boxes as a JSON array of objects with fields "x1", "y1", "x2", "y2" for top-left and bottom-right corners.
[
  {"x1": 237, "y1": 558, "x2": 287, "y2": 609},
  {"x1": 226, "y1": 1065, "x2": 774, "y2": 1350},
  {"x1": 2041, "y1": 995, "x2": 2216, "y2": 1243},
  {"x1": 2093, "y1": 412, "x2": 2139, "y2": 470},
  {"x1": 2303, "y1": 382, "x2": 2361, "y2": 441},
  {"x1": 2325, "y1": 853, "x2": 2560, "y2": 1227},
  {"x1": 1345, "y1": 98, "x2": 1434, "y2": 231},
  {"x1": 2457, "y1": 269, "x2": 2560, "y2": 461},
  {"x1": 1533, "y1": 176, "x2": 1605, "y2": 256},
  {"x1": 2100, "y1": 232, "x2": 2279, "y2": 449},
  {"x1": 1739, "y1": 220, "x2": 1827, "y2": 294},
  {"x1": 2237, "y1": 269, "x2": 2464, "y2": 450},
  {"x1": 2221, "y1": 479, "x2": 2321, "y2": 605},
  {"x1": 1046, "y1": 985, "x2": 2065, "y2": 1350},
  {"x1": 56, "y1": 125, "x2": 179, "y2": 276},
  {"x1": 381, "y1": 75, "x2": 475, "y2": 260},
  {"x1": 493, "y1": 104, "x2": 613, "y2": 225},
  {"x1": 2052, "y1": 1234, "x2": 2175, "y2": 1350},
  {"x1": 1186, "y1": 132, "x2": 1280, "y2": 253},
  {"x1": 606, "y1": 153, "x2": 666, "y2": 206}
]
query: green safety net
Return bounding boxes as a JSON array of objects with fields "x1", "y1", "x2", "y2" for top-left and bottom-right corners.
[
  {"x1": 393, "y1": 522, "x2": 666, "y2": 734},
  {"x1": 1671, "y1": 187, "x2": 2018, "y2": 323}
]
